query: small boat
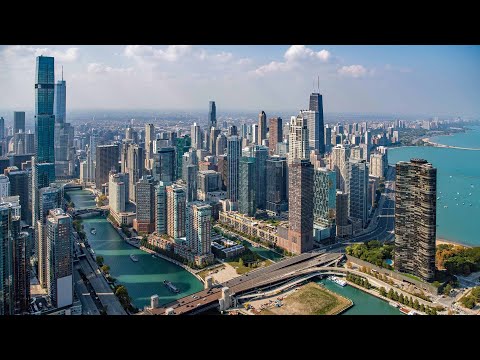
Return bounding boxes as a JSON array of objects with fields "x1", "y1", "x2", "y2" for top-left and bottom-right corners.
[
  {"x1": 389, "y1": 301, "x2": 399, "y2": 308},
  {"x1": 91, "y1": 228, "x2": 96, "y2": 235},
  {"x1": 469, "y1": 193, "x2": 472, "y2": 196},
  {"x1": 444, "y1": 205, "x2": 448, "y2": 208},
  {"x1": 130, "y1": 254, "x2": 139, "y2": 262},
  {"x1": 457, "y1": 192, "x2": 460, "y2": 195},
  {"x1": 152, "y1": 254, "x2": 155, "y2": 258},
  {"x1": 164, "y1": 280, "x2": 180, "y2": 293},
  {"x1": 470, "y1": 204, "x2": 473, "y2": 207},
  {"x1": 449, "y1": 176, "x2": 452, "y2": 178},
  {"x1": 328, "y1": 276, "x2": 347, "y2": 287},
  {"x1": 437, "y1": 197, "x2": 440, "y2": 200}
]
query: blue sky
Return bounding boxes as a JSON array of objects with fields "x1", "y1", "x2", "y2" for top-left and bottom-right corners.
[{"x1": 0, "y1": 45, "x2": 479, "y2": 117}]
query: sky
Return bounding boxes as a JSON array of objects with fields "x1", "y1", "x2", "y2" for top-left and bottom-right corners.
[{"x1": 0, "y1": 45, "x2": 479, "y2": 117}]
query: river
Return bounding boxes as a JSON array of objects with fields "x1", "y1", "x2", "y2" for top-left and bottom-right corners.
[{"x1": 67, "y1": 190, "x2": 204, "y2": 310}]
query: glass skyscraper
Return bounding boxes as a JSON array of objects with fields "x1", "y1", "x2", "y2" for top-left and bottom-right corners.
[
  {"x1": 208, "y1": 101, "x2": 216, "y2": 128},
  {"x1": 35, "y1": 56, "x2": 56, "y2": 165}
]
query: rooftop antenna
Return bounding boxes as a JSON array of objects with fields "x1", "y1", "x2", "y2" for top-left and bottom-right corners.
[
  {"x1": 317, "y1": 75, "x2": 320, "y2": 93},
  {"x1": 62, "y1": 66, "x2": 64, "y2": 81}
]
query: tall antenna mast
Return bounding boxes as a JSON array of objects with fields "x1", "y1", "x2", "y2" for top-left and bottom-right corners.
[
  {"x1": 317, "y1": 75, "x2": 320, "y2": 92},
  {"x1": 62, "y1": 65, "x2": 64, "y2": 81}
]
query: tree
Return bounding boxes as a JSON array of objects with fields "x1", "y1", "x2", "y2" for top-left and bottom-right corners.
[
  {"x1": 399, "y1": 293, "x2": 405, "y2": 304},
  {"x1": 413, "y1": 299, "x2": 420, "y2": 310},
  {"x1": 96, "y1": 256, "x2": 104, "y2": 267},
  {"x1": 443, "y1": 284, "x2": 453, "y2": 296},
  {"x1": 101, "y1": 265, "x2": 110, "y2": 273},
  {"x1": 388, "y1": 288, "x2": 394, "y2": 299},
  {"x1": 420, "y1": 303, "x2": 425, "y2": 312},
  {"x1": 238, "y1": 258, "x2": 244, "y2": 267},
  {"x1": 115, "y1": 285, "x2": 131, "y2": 309},
  {"x1": 379, "y1": 287, "x2": 387, "y2": 297}
]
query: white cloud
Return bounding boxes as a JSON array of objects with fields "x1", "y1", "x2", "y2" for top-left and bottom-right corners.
[
  {"x1": 253, "y1": 45, "x2": 331, "y2": 76},
  {"x1": 4, "y1": 45, "x2": 79, "y2": 62},
  {"x1": 337, "y1": 65, "x2": 368, "y2": 78},
  {"x1": 87, "y1": 63, "x2": 133, "y2": 74}
]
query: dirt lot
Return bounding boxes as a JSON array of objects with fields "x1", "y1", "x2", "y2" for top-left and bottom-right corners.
[{"x1": 260, "y1": 282, "x2": 352, "y2": 315}]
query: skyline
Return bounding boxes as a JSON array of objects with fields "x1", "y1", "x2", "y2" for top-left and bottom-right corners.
[{"x1": 1, "y1": 45, "x2": 479, "y2": 118}]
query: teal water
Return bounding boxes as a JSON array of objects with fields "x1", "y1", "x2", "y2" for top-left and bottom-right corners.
[
  {"x1": 66, "y1": 189, "x2": 96, "y2": 209},
  {"x1": 389, "y1": 144, "x2": 479, "y2": 247},
  {"x1": 318, "y1": 279, "x2": 403, "y2": 315},
  {"x1": 245, "y1": 243, "x2": 284, "y2": 262},
  {"x1": 80, "y1": 216, "x2": 204, "y2": 309},
  {"x1": 430, "y1": 125, "x2": 480, "y2": 149}
]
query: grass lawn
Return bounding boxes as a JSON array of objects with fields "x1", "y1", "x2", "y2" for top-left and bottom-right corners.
[
  {"x1": 260, "y1": 282, "x2": 352, "y2": 315},
  {"x1": 401, "y1": 272, "x2": 423, "y2": 282},
  {"x1": 227, "y1": 259, "x2": 273, "y2": 275}
]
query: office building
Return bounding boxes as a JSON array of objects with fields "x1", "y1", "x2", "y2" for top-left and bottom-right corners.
[
  {"x1": 308, "y1": 92, "x2": 325, "y2": 154},
  {"x1": 186, "y1": 164, "x2": 198, "y2": 202},
  {"x1": 0, "y1": 175, "x2": 9, "y2": 198},
  {"x1": 313, "y1": 168, "x2": 336, "y2": 241},
  {"x1": 176, "y1": 135, "x2": 191, "y2": 180},
  {"x1": 121, "y1": 142, "x2": 143, "y2": 202},
  {"x1": 268, "y1": 117, "x2": 283, "y2": 156},
  {"x1": 191, "y1": 122, "x2": 202, "y2": 150},
  {"x1": 134, "y1": 176, "x2": 156, "y2": 234},
  {"x1": 288, "y1": 114, "x2": 309, "y2": 163},
  {"x1": 226, "y1": 135, "x2": 241, "y2": 203},
  {"x1": 5, "y1": 168, "x2": 30, "y2": 224},
  {"x1": 186, "y1": 202, "x2": 212, "y2": 256},
  {"x1": 394, "y1": 159, "x2": 437, "y2": 282},
  {"x1": 217, "y1": 154, "x2": 228, "y2": 191},
  {"x1": 95, "y1": 144, "x2": 119, "y2": 190},
  {"x1": 37, "y1": 186, "x2": 62, "y2": 288},
  {"x1": 0, "y1": 204, "x2": 16, "y2": 314},
  {"x1": 266, "y1": 156, "x2": 288, "y2": 215},
  {"x1": 258, "y1": 111, "x2": 267, "y2": 145},
  {"x1": 12, "y1": 221, "x2": 30, "y2": 314},
  {"x1": 109, "y1": 171, "x2": 127, "y2": 214},
  {"x1": 324, "y1": 125, "x2": 332, "y2": 153},
  {"x1": 45, "y1": 208, "x2": 73, "y2": 308},
  {"x1": 153, "y1": 147, "x2": 175, "y2": 183},
  {"x1": 197, "y1": 170, "x2": 222, "y2": 201},
  {"x1": 284, "y1": 159, "x2": 314, "y2": 254},
  {"x1": 238, "y1": 157, "x2": 256, "y2": 216},
  {"x1": 145, "y1": 124, "x2": 155, "y2": 169},
  {"x1": 251, "y1": 124, "x2": 258, "y2": 145},
  {"x1": 336, "y1": 191, "x2": 351, "y2": 237},
  {"x1": 215, "y1": 133, "x2": 227, "y2": 156},
  {"x1": 166, "y1": 184, "x2": 186, "y2": 239},
  {"x1": 209, "y1": 128, "x2": 220, "y2": 156},
  {"x1": 347, "y1": 159, "x2": 369, "y2": 230},
  {"x1": 370, "y1": 153, "x2": 386, "y2": 179},
  {"x1": 331, "y1": 144, "x2": 351, "y2": 191},
  {"x1": 13, "y1": 111, "x2": 26, "y2": 135},
  {"x1": 155, "y1": 181, "x2": 171, "y2": 235},
  {"x1": 208, "y1": 101, "x2": 216, "y2": 129}
]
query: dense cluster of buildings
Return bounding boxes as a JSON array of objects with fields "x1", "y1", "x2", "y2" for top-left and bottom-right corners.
[{"x1": 0, "y1": 53, "x2": 446, "y2": 316}]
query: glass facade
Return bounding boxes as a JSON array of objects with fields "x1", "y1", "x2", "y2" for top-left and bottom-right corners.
[{"x1": 238, "y1": 157, "x2": 256, "y2": 216}]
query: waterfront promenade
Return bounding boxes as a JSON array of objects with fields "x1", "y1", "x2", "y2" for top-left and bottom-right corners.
[{"x1": 423, "y1": 138, "x2": 480, "y2": 151}]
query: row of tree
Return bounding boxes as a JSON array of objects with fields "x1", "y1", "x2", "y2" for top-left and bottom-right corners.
[
  {"x1": 346, "y1": 273, "x2": 373, "y2": 289},
  {"x1": 436, "y1": 244, "x2": 480, "y2": 276},
  {"x1": 380, "y1": 287, "x2": 438, "y2": 315},
  {"x1": 459, "y1": 286, "x2": 480, "y2": 309}
]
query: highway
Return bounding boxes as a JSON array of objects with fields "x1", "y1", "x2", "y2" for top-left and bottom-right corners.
[{"x1": 146, "y1": 251, "x2": 342, "y2": 315}]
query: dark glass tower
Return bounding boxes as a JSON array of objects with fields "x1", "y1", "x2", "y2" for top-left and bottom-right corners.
[
  {"x1": 13, "y1": 111, "x2": 26, "y2": 134},
  {"x1": 208, "y1": 101, "x2": 216, "y2": 128},
  {"x1": 309, "y1": 93, "x2": 325, "y2": 155},
  {"x1": 238, "y1": 157, "x2": 256, "y2": 216},
  {"x1": 35, "y1": 56, "x2": 56, "y2": 165}
]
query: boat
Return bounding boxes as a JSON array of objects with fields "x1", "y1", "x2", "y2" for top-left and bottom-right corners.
[
  {"x1": 328, "y1": 276, "x2": 347, "y2": 287},
  {"x1": 90, "y1": 228, "x2": 96, "y2": 235},
  {"x1": 399, "y1": 307, "x2": 410, "y2": 315},
  {"x1": 164, "y1": 280, "x2": 180, "y2": 293},
  {"x1": 444, "y1": 205, "x2": 448, "y2": 208},
  {"x1": 129, "y1": 254, "x2": 139, "y2": 262},
  {"x1": 152, "y1": 254, "x2": 156, "y2": 258},
  {"x1": 437, "y1": 197, "x2": 440, "y2": 200},
  {"x1": 389, "y1": 301, "x2": 399, "y2": 308}
]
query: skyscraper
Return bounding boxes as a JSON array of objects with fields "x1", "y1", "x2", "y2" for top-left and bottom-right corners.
[
  {"x1": 208, "y1": 101, "x2": 216, "y2": 129},
  {"x1": 324, "y1": 125, "x2": 332, "y2": 153},
  {"x1": 243, "y1": 145, "x2": 268, "y2": 210},
  {"x1": 215, "y1": 133, "x2": 227, "y2": 156},
  {"x1": 144, "y1": 124, "x2": 155, "y2": 170},
  {"x1": 286, "y1": 159, "x2": 314, "y2": 254},
  {"x1": 197, "y1": 170, "x2": 222, "y2": 201},
  {"x1": 121, "y1": 141, "x2": 143, "y2": 202},
  {"x1": 209, "y1": 127, "x2": 221, "y2": 156},
  {"x1": 217, "y1": 154, "x2": 228, "y2": 191},
  {"x1": 45, "y1": 208, "x2": 73, "y2": 308},
  {"x1": 370, "y1": 153, "x2": 386, "y2": 179},
  {"x1": 0, "y1": 203, "x2": 14, "y2": 314},
  {"x1": 0, "y1": 117, "x2": 4, "y2": 140},
  {"x1": 0, "y1": 175, "x2": 10, "y2": 198},
  {"x1": 53, "y1": 77, "x2": 66, "y2": 124},
  {"x1": 309, "y1": 92, "x2": 325, "y2": 154},
  {"x1": 153, "y1": 147, "x2": 175, "y2": 183},
  {"x1": 35, "y1": 56, "x2": 56, "y2": 166},
  {"x1": 251, "y1": 124, "x2": 258, "y2": 145},
  {"x1": 155, "y1": 181, "x2": 171, "y2": 235},
  {"x1": 313, "y1": 168, "x2": 337, "y2": 240},
  {"x1": 266, "y1": 156, "x2": 288, "y2": 215},
  {"x1": 394, "y1": 158, "x2": 437, "y2": 282},
  {"x1": 186, "y1": 202, "x2": 212, "y2": 256},
  {"x1": 12, "y1": 219, "x2": 30, "y2": 314},
  {"x1": 13, "y1": 111, "x2": 26, "y2": 135},
  {"x1": 226, "y1": 135, "x2": 241, "y2": 203},
  {"x1": 37, "y1": 186, "x2": 61, "y2": 288},
  {"x1": 268, "y1": 117, "x2": 282, "y2": 156},
  {"x1": 166, "y1": 184, "x2": 186, "y2": 239},
  {"x1": 191, "y1": 122, "x2": 202, "y2": 150},
  {"x1": 331, "y1": 144, "x2": 351, "y2": 191},
  {"x1": 258, "y1": 111, "x2": 267, "y2": 145},
  {"x1": 238, "y1": 157, "x2": 256, "y2": 216},
  {"x1": 301, "y1": 110, "x2": 321, "y2": 153},
  {"x1": 288, "y1": 114, "x2": 309, "y2": 163},
  {"x1": 347, "y1": 159, "x2": 369, "y2": 229},
  {"x1": 109, "y1": 171, "x2": 127, "y2": 215},
  {"x1": 6, "y1": 168, "x2": 30, "y2": 224},
  {"x1": 134, "y1": 176, "x2": 156, "y2": 234},
  {"x1": 336, "y1": 191, "x2": 351, "y2": 237},
  {"x1": 95, "y1": 145, "x2": 119, "y2": 189},
  {"x1": 186, "y1": 164, "x2": 198, "y2": 202},
  {"x1": 175, "y1": 135, "x2": 191, "y2": 180}
]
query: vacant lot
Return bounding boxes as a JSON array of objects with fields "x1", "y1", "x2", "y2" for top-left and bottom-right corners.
[
  {"x1": 227, "y1": 259, "x2": 274, "y2": 275},
  {"x1": 261, "y1": 282, "x2": 352, "y2": 315}
]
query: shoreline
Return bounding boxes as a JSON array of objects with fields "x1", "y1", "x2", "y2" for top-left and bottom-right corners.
[{"x1": 436, "y1": 238, "x2": 472, "y2": 248}]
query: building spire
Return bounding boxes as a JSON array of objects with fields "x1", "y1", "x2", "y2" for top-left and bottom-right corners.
[{"x1": 62, "y1": 65, "x2": 64, "y2": 81}]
